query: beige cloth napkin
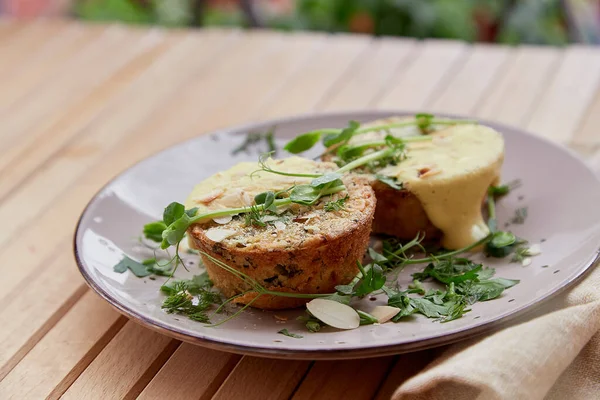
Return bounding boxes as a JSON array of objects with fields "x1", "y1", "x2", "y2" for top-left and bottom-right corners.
[{"x1": 393, "y1": 158, "x2": 600, "y2": 400}]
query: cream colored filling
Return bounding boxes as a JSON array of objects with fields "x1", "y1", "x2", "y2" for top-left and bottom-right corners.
[
  {"x1": 184, "y1": 157, "x2": 335, "y2": 213},
  {"x1": 377, "y1": 124, "x2": 504, "y2": 249}
]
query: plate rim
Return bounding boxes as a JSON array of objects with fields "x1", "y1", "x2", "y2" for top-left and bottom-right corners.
[{"x1": 73, "y1": 109, "x2": 600, "y2": 360}]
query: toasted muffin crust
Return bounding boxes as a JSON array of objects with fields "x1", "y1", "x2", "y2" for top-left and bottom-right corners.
[{"x1": 188, "y1": 166, "x2": 376, "y2": 310}]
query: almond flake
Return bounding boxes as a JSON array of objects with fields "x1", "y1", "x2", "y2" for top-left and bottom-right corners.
[
  {"x1": 273, "y1": 221, "x2": 287, "y2": 231},
  {"x1": 205, "y1": 228, "x2": 237, "y2": 243},
  {"x1": 370, "y1": 306, "x2": 401, "y2": 323},
  {"x1": 193, "y1": 189, "x2": 224, "y2": 205},
  {"x1": 306, "y1": 299, "x2": 360, "y2": 330},
  {"x1": 213, "y1": 215, "x2": 233, "y2": 224},
  {"x1": 526, "y1": 244, "x2": 541, "y2": 256}
]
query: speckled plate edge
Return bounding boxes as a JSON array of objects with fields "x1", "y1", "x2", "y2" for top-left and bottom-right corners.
[{"x1": 73, "y1": 110, "x2": 600, "y2": 360}]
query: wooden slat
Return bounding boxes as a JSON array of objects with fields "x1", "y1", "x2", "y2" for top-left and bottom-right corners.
[
  {"x1": 429, "y1": 44, "x2": 511, "y2": 114},
  {"x1": 0, "y1": 20, "x2": 69, "y2": 77},
  {"x1": 571, "y1": 89, "x2": 600, "y2": 145},
  {"x1": 377, "y1": 40, "x2": 468, "y2": 111},
  {"x1": 292, "y1": 357, "x2": 395, "y2": 400},
  {"x1": 0, "y1": 30, "x2": 240, "y2": 245},
  {"x1": 0, "y1": 22, "x2": 85, "y2": 80},
  {"x1": 0, "y1": 292, "x2": 126, "y2": 399},
  {"x1": 0, "y1": 23, "x2": 108, "y2": 111},
  {"x1": 61, "y1": 322, "x2": 179, "y2": 400},
  {"x1": 373, "y1": 351, "x2": 437, "y2": 400},
  {"x1": 0, "y1": 19, "x2": 22, "y2": 40},
  {"x1": 189, "y1": 32, "x2": 325, "y2": 128},
  {"x1": 138, "y1": 344, "x2": 241, "y2": 400},
  {"x1": 258, "y1": 34, "x2": 371, "y2": 119},
  {"x1": 320, "y1": 38, "x2": 417, "y2": 111},
  {"x1": 0, "y1": 30, "x2": 174, "y2": 201},
  {"x1": 0, "y1": 26, "x2": 160, "y2": 147},
  {"x1": 213, "y1": 358, "x2": 312, "y2": 400},
  {"x1": 476, "y1": 46, "x2": 562, "y2": 126},
  {"x1": 526, "y1": 46, "x2": 600, "y2": 143},
  {"x1": 0, "y1": 251, "x2": 87, "y2": 380}
]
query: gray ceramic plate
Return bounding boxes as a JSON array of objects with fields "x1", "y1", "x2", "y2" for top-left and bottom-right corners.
[{"x1": 74, "y1": 111, "x2": 600, "y2": 359}]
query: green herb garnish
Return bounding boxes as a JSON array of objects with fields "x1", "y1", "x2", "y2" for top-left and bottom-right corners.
[
  {"x1": 376, "y1": 175, "x2": 403, "y2": 190},
  {"x1": 511, "y1": 207, "x2": 528, "y2": 224},
  {"x1": 232, "y1": 128, "x2": 277, "y2": 155},
  {"x1": 114, "y1": 255, "x2": 152, "y2": 277},
  {"x1": 278, "y1": 328, "x2": 303, "y2": 339},
  {"x1": 324, "y1": 195, "x2": 349, "y2": 212}
]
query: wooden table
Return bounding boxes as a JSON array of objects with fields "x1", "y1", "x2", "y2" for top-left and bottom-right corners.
[{"x1": 1, "y1": 18, "x2": 600, "y2": 400}]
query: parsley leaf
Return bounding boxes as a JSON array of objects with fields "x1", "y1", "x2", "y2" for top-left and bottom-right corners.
[
  {"x1": 163, "y1": 202, "x2": 185, "y2": 226},
  {"x1": 511, "y1": 207, "x2": 528, "y2": 224},
  {"x1": 232, "y1": 129, "x2": 277, "y2": 155},
  {"x1": 114, "y1": 255, "x2": 152, "y2": 277},
  {"x1": 278, "y1": 328, "x2": 303, "y2": 339},
  {"x1": 354, "y1": 263, "x2": 386, "y2": 297},
  {"x1": 284, "y1": 130, "x2": 323, "y2": 154},
  {"x1": 322, "y1": 120, "x2": 360, "y2": 147},
  {"x1": 416, "y1": 113, "x2": 434, "y2": 133},
  {"x1": 310, "y1": 172, "x2": 343, "y2": 189},
  {"x1": 324, "y1": 195, "x2": 348, "y2": 212},
  {"x1": 143, "y1": 221, "x2": 167, "y2": 242},
  {"x1": 376, "y1": 175, "x2": 403, "y2": 190},
  {"x1": 413, "y1": 258, "x2": 483, "y2": 284}
]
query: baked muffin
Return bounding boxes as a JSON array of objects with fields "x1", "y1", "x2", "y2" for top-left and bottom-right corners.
[{"x1": 184, "y1": 157, "x2": 376, "y2": 310}]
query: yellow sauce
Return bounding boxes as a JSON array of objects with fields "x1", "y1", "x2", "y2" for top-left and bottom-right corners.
[
  {"x1": 184, "y1": 157, "x2": 334, "y2": 213},
  {"x1": 377, "y1": 124, "x2": 504, "y2": 249}
]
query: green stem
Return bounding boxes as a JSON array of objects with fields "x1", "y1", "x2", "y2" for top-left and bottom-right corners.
[
  {"x1": 354, "y1": 118, "x2": 477, "y2": 136},
  {"x1": 189, "y1": 184, "x2": 345, "y2": 223},
  {"x1": 357, "y1": 310, "x2": 379, "y2": 325},
  {"x1": 400, "y1": 234, "x2": 492, "y2": 265},
  {"x1": 336, "y1": 148, "x2": 394, "y2": 174}
]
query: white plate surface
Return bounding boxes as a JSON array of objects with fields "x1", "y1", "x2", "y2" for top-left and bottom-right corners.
[{"x1": 74, "y1": 111, "x2": 600, "y2": 359}]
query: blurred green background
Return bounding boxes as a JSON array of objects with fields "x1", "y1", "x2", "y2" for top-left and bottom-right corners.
[{"x1": 72, "y1": 0, "x2": 600, "y2": 45}]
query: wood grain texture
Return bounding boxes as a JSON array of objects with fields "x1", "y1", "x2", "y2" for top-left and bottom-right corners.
[
  {"x1": 213, "y1": 358, "x2": 312, "y2": 400},
  {"x1": 526, "y1": 46, "x2": 600, "y2": 143},
  {"x1": 476, "y1": 46, "x2": 562, "y2": 126},
  {"x1": 320, "y1": 37, "x2": 416, "y2": 111},
  {"x1": 0, "y1": 251, "x2": 87, "y2": 380},
  {"x1": 0, "y1": 29, "x2": 174, "y2": 201},
  {"x1": 259, "y1": 34, "x2": 371, "y2": 119},
  {"x1": 138, "y1": 344, "x2": 241, "y2": 400},
  {"x1": 0, "y1": 26, "x2": 151, "y2": 145},
  {"x1": 0, "y1": 291, "x2": 126, "y2": 400},
  {"x1": 0, "y1": 20, "x2": 68, "y2": 77},
  {"x1": 0, "y1": 23, "x2": 110, "y2": 111},
  {"x1": 373, "y1": 351, "x2": 437, "y2": 400},
  {"x1": 61, "y1": 322, "x2": 179, "y2": 400},
  {"x1": 430, "y1": 44, "x2": 511, "y2": 114},
  {"x1": 0, "y1": 30, "x2": 238, "y2": 246},
  {"x1": 292, "y1": 357, "x2": 396, "y2": 400},
  {"x1": 377, "y1": 40, "x2": 468, "y2": 111}
]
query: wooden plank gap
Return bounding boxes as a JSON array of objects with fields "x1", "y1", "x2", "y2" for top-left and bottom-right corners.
[
  {"x1": 138, "y1": 344, "x2": 242, "y2": 400},
  {"x1": 0, "y1": 283, "x2": 88, "y2": 381},
  {"x1": 124, "y1": 339, "x2": 182, "y2": 400},
  {"x1": 48, "y1": 315, "x2": 129, "y2": 399}
]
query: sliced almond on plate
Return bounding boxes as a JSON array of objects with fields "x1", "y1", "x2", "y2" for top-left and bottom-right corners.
[
  {"x1": 370, "y1": 306, "x2": 401, "y2": 324},
  {"x1": 306, "y1": 299, "x2": 360, "y2": 330}
]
